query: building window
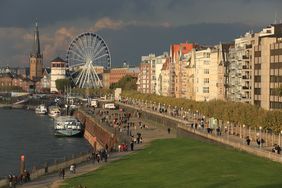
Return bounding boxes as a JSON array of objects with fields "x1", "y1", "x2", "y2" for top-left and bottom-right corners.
[
  {"x1": 204, "y1": 69, "x2": 209, "y2": 74},
  {"x1": 254, "y1": 88, "x2": 261, "y2": 95},
  {"x1": 204, "y1": 78, "x2": 209, "y2": 84},
  {"x1": 203, "y1": 87, "x2": 209, "y2": 93}
]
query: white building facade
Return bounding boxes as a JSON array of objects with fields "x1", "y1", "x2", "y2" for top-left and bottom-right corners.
[{"x1": 50, "y1": 57, "x2": 66, "y2": 93}]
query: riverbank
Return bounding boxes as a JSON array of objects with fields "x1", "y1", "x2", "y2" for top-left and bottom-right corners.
[
  {"x1": 17, "y1": 110, "x2": 175, "y2": 188},
  {"x1": 0, "y1": 108, "x2": 90, "y2": 187}
]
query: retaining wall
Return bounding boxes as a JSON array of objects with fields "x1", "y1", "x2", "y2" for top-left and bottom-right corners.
[{"x1": 74, "y1": 109, "x2": 117, "y2": 150}]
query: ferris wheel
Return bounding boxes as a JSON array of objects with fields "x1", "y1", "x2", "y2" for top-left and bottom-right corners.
[{"x1": 66, "y1": 32, "x2": 111, "y2": 88}]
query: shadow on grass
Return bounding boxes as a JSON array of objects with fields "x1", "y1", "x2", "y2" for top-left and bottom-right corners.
[
  {"x1": 255, "y1": 183, "x2": 282, "y2": 188},
  {"x1": 206, "y1": 182, "x2": 282, "y2": 188}
]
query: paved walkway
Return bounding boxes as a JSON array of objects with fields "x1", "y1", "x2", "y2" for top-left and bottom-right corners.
[
  {"x1": 18, "y1": 108, "x2": 176, "y2": 188},
  {"x1": 119, "y1": 102, "x2": 281, "y2": 159}
]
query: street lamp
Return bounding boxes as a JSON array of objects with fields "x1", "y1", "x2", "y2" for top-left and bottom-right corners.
[
  {"x1": 279, "y1": 131, "x2": 282, "y2": 146},
  {"x1": 242, "y1": 124, "x2": 245, "y2": 144},
  {"x1": 227, "y1": 121, "x2": 230, "y2": 141},
  {"x1": 193, "y1": 113, "x2": 196, "y2": 132},
  {"x1": 259, "y1": 126, "x2": 262, "y2": 148}
]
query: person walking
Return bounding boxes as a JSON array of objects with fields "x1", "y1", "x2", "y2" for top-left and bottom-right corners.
[
  {"x1": 130, "y1": 141, "x2": 134, "y2": 151},
  {"x1": 62, "y1": 168, "x2": 65, "y2": 179},
  {"x1": 246, "y1": 136, "x2": 251, "y2": 145},
  {"x1": 167, "y1": 128, "x2": 171, "y2": 134}
]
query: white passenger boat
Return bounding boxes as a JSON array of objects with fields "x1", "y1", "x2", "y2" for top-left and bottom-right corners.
[
  {"x1": 54, "y1": 116, "x2": 82, "y2": 137},
  {"x1": 35, "y1": 104, "x2": 47, "y2": 115}
]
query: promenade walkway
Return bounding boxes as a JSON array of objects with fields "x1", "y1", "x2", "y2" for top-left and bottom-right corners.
[{"x1": 118, "y1": 101, "x2": 282, "y2": 163}]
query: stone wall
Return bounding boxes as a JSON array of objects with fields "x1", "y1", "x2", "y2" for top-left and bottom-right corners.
[{"x1": 74, "y1": 109, "x2": 117, "y2": 151}]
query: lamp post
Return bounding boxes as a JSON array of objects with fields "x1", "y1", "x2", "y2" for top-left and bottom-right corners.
[
  {"x1": 242, "y1": 124, "x2": 245, "y2": 141},
  {"x1": 259, "y1": 126, "x2": 262, "y2": 148},
  {"x1": 227, "y1": 121, "x2": 230, "y2": 141},
  {"x1": 243, "y1": 124, "x2": 246, "y2": 138},
  {"x1": 193, "y1": 113, "x2": 196, "y2": 132},
  {"x1": 279, "y1": 131, "x2": 282, "y2": 147}
]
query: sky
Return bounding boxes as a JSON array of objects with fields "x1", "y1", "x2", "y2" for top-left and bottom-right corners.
[{"x1": 0, "y1": 0, "x2": 281, "y2": 68}]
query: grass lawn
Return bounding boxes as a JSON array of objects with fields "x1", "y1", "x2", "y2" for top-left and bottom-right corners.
[{"x1": 62, "y1": 138, "x2": 282, "y2": 188}]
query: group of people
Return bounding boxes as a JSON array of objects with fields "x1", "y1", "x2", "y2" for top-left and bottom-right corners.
[
  {"x1": 8, "y1": 170, "x2": 30, "y2": 188},
  {"x1": 58, "y1": 163, "x2": 77, "y2": 179},
  {"x1": 272, "y1": 144, "x2": 281, "y2": 154},
  {"x1": 90, "y1": 149, "x2": 109, "y2": 163}
]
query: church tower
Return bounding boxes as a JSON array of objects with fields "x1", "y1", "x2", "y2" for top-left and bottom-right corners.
[{"x1": 29, "y1": 22, "x2": 43, "y2": 80}]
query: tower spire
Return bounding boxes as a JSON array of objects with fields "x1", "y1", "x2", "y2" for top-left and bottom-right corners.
[{"x1": 32, "y1": 20, "x2": 41, "y2": 58}]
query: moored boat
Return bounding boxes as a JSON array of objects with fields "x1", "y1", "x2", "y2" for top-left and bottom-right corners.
[
  {"x1": 35, "y1": 104, "x2": 47, "y2": 115},
  {"x1": 54, "y1": 116, "x2": 82, "y2": 137},
  {"x1": 48, "y1": 106, "x2": 61, "y2": 118}
]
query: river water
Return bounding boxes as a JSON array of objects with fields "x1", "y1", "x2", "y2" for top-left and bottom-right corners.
[{"x1": 0, "y1": 108, "x2": 90, "y2": 178}]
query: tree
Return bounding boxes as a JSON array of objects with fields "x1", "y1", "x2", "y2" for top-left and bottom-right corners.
[
  {"x1": 55, "y1": 78, "x2": 72, "y2": 93},
  {"x1": 121, "y1": 90, "x2": 282, "y2": 132},
  {"x1": 110, "y1": 75, "x2": 137, "y2": 90}
]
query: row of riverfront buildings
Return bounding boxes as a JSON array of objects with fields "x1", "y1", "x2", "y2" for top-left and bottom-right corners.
[
  {"x1": 0, "y1": 22, "x2": 139, "y2": 93},
  {"x1": 137, "y1": 23, "x2": 282, "y2": 111}
]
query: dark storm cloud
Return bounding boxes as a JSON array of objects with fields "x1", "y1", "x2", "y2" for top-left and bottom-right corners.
[
  {"x1": 0, "y1": 0, "x2": 131, "y2": 27},
  {"x1": 0, "y1": 0, "x2": 280, "y2": 67},
  {"x1": 100, "y1": 23, "x2": 258, "y2": 66},
  {"x1": 1, "y1": 0, "x2": 282, "y2": 27}
]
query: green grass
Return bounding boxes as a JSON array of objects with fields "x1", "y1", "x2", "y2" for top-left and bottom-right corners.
[{"x1": 62, "y1": 138, "x2": 282, "y2": 188}]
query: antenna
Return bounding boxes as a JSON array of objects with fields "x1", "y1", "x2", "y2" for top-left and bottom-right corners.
[{"x1": 274, "y1": 12, "x2": 278, "y2": 24}]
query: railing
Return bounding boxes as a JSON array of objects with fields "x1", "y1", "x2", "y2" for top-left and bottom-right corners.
[{"x1": 0, "y1": 151, "x2": 91, "y2": 188}]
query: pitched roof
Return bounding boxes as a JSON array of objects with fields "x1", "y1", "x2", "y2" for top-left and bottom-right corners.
[{"x1": 50, "y1": 57, "x2": 66, "y2": 63}]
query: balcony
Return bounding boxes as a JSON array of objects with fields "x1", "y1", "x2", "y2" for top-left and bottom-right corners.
[
  {"x1": 242, "y1": 76, "x2": 251, "y2": 79},
  {"x1": 242, "y1": 65, "x2": 250, "y2": 69},
  {"x1": 242, "y1": 55, "x2": 249, "y2": 59},
  {"x1": 242, "y1": 86, "x2": 251, "y2": 90},
  {"x1": 246, "y1": 44, "x2": 252, "y2": 49}
]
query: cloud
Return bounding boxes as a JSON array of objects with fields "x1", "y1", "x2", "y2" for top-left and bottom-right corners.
[
  {"x1": 0, "y1": 17, "x2": 259, "y2": 69},
  {"x1": 90, "y1": 17, "x2": 172, "y2": 32},
  {"x1": 91, "y1": 17, "x2": 124, "y2": 32}
]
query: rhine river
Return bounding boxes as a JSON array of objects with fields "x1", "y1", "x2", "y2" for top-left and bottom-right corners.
[{"x1": 0, "y1": 108, "x2": 90, "y2": 178}]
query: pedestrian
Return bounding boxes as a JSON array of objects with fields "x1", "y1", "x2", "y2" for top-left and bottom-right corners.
[
  {"x1": 8, "y1": 174, "x2": 12, "y2": 188},
  {"x1": 70, "y1": 164, "x2": 75, "y2": 174},
  {"x1": 103, "y1": 150, "x2": 108, "y2": 162},
  {"x1": 130, "y1": 141, "x2": 134, "y2": 151},
  {"x1": 246, "y1": 136, "x2": 251, "y2": 145},
  {"x1": 167, "y1": 128, "x2": 171, "y2": 134},
  {"x1": 256, "y1": 138, "x2": 261, "y2": 147},
  {"x1": 96, "y1": 152, "x2": 100, "y2": 163},
  {"x1": 61, "y1": 168, "x2": 65, "y2": 179},
  {"x1": 277, "y1": 145, "x2": 281, "y2": 154},
  {"x1": 91, "y1": 151, "x2": 96, "y2": 164}
]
